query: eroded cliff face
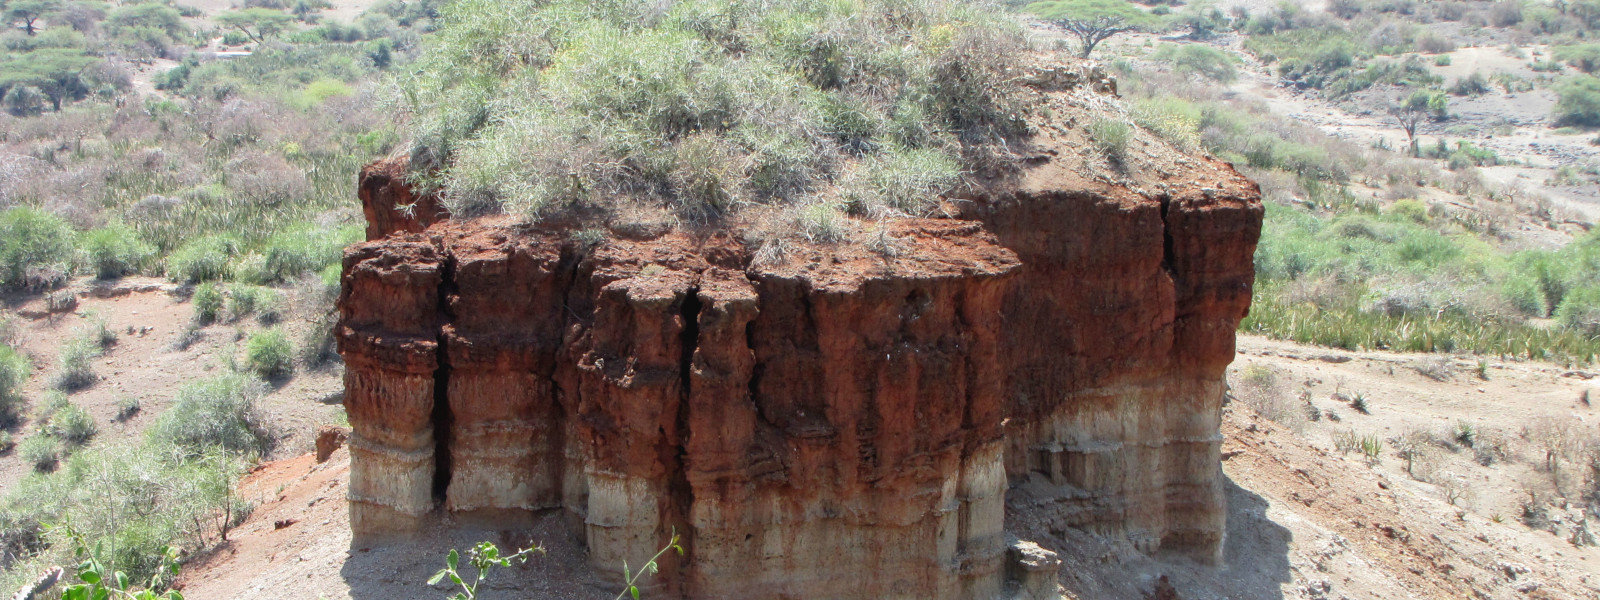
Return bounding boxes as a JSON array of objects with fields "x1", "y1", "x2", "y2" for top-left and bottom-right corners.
[{"x1": 337, "y1": 155, "x2": 1261, "y2": 598}]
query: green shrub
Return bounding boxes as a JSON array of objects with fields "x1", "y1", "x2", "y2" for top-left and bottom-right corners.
[
  {"x1": 79, "y1": 222, "x2": 154, "y2": 279},
  {"x1": 1089, "y1": 117, "x2": 1133, "y2": 162},
  {"x1": 48, "y1": 401, "x2": 97, "y2": 446},
  {"x1": 0, "y1": 207, "x2": 77, "y2": 289},
  {"x1": 245, "y1": 328, "x2": 294, "y2": 379},
  {"x1": 19, "y1": 434, "x2": 58, "y2": 472},
  {"x1": 226, "y1": 285, "x2": 284, "y2": 325},
  {"x1": 409, "y1": 0, "x2": 1027, "y2": 223},
  {"x1": 0, "y1": 345, "x2": 27, "y2": 426},
  {"x1": 840, "y1": 147, "x2": 961, "y2": 217},
  {"x1": 235, "y1": 224, "x2": 360, "y2": 285},
  {"x1": 51, "y1": 338, "x2": 101, "y2": 392},
  {"x1": 1152, "y1": 43, "x2": 1239, "y2": 82},
  {"x1": 1554, "y1": 75, "x2": 1600, "y2": 127},
  {"x1": 167, "y1": 235, "x2": 240, "y2": 283},
  {"x1": 0, "y1": 431, "x2": 11, "y2": 454},
  {"x1": 192, "y1": 281, "x2": 225, "y2": 325},
  {"x1": 1554, "y1": 43, "x2": 1600, "y2": 73},
  {"x1": 1557, "y1": 286, "x2": 1600, "y2": 334},
  {"x1": 150, "y1": 372, "x2": 270, "y2": 457}
]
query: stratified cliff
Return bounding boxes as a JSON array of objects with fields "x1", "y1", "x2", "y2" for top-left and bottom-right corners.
[{"x1": 338, "y1": 98, "x2": 1262, "y2": 600}]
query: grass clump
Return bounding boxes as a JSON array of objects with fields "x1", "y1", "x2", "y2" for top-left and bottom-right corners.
[
  {"x1": 51, "y1": 338, "x2": 102, "y2": 392},
  {"x1": 45, "y1": 401, "x2": 97, "y2": 447},
  {"x1": 166, "y1": 235, "x2": 241, "y2": 284},
  {"x1": 1089, "y1": 117, "x2": 1133, "y2": 163},
  {"x1": 192, "y1": 281, "x2": 225, "y2": 325},
  {"x1": 244, "y1": 328, "x2": 294, "y2": 380},
  {"x1": 19, "y1": 434, "x2": 59, "y2": 472},
  {"x1": 226, "y1": 285, "x2": 285, "y2": 325},
  {"x1": 80, "y1": 221, "x2": 154, "y2": 279},
  {"x1": 405, "y1": 0, "x2": 1030, "y2": 224},
  {"x1": 150, "y1": 372, "x2": 270, "y2": 457},
  {"x1": 0, "y1": 207, "x2": 77, "y2": 290}
]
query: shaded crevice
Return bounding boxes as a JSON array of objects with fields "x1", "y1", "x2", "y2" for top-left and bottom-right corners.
[
  {"x1": 431, "y1": 245, "x2": 457, "y2": 503},
  {"x1": 1158, "y1": 195, "x2": 1177, "y2": 279},
  {"x1": 669, "y1": 284, "x2": 703, "y2": 596}
]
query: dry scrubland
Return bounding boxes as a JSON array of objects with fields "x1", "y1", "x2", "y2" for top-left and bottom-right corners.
[{"x1": 0, "y1": 0, "x2": 1598, "y2": 598}]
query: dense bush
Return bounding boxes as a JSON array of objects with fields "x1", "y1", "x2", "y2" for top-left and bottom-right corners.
[
  {"x1": 80, "y1": 221, "x2": 155, "y2": 279},
  {"x1": 150, "y1": 372, "x2": 270, "y2": 457},
  {"x1": 166, "y1": 235, "x2": 240, "y2": 283},
  {"x1": 245, "y1": 328, "x2": 294, "y2": 379},
  {"x1": 1557, "y1": 286, "x2": 1600, "y2": 334},
  {"x1": 1554, "y1": 44, "x2": 1600, "y2": 74},
  {"x1": 1554, "y1": 75, "x2": 1600, "y2": 127},
  {"x1": 234, "y1": 224, "x2": 360, "y2": 284},
  {"x1": 407, "y1": 0, "x2": 1030, "y2": 222},
  {"x1": 0, "y1": 207, "x2": 76, "y2": 289}
]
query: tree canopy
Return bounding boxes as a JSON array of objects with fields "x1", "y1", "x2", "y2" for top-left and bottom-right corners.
[
  {"x1": 216, "y1": 8, "x2": 296, "y2": 43},
  {"x1": 0, "y1": 47, "x2": 97, "y2": 111},
  {"x1": 1026, "y1": 0, "x2": 1154, "y2": 58},
  {"x1": 4, "y1": 0, "x2": 65, "y2": 35}
]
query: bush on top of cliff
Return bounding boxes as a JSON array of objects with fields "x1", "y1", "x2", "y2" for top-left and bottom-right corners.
[{"x1": 403, "y1": 0, "x2": 1031, "y2": 222}]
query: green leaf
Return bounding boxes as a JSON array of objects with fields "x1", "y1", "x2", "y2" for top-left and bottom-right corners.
[
  {"x1": 428, "y1": 570, "x2": 448, "y2": 585},
  {"x1": 630, "y1": 586, "x2": 641, "y2": 600},
  {"x1": 78, "y1": 565, "x2": 101, "y2": 585},
  {"x1": 62, "y1": 587, "x2": 86, "y2": 600},
  {"x1": 449, "y1": 572, "x2": 464, "y2": 586},
  {"x1": 447, "y1": 549, "x2": 459, "y2": 571},
  {"x1": 169, "y1": 591, "x2": 185, "y2": 600},
  {"x1": 115, "y1": 571, "x2": 130, "y2": 590},
  {"x1": 92, "y1": 588, "x2": 111, "y2": 600}
]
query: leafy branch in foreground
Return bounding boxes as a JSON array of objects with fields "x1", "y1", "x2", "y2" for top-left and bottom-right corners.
[
  {"x1": 615, "y1": 529, "x2": 685, "y2": 600},
  {"x1": 428, "y1": 541, "x2": 545, "y2": 600},
  {"x1": 54, "y1": 524, "x2": 185, "y2": 600}
]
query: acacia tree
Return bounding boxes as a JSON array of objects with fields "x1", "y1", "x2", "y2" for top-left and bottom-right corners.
[
  {"x1": 4, "y1": 0, "x2": 64, "y2": 36},
  {"x1": 0, "y1": 47, "x2": 96, "y2": 111},
  {"x1": 1028, "y1": 0, "x2": 1150, "y2": 59},
  {"x1": 216, "y1": 8, "x2": 295, "y2": 43},
  {"x1": 1386, "y1": 87, "x2": 1447, "y2": 157}
]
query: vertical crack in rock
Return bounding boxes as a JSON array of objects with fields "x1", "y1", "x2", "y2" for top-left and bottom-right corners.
[
  {"x1": 431, "y1": 245, "x2": 456, "y2": 502},
  {"x1": 1159, "y1": 194, "x2": 1177, "y2": 280},
  {"x1": 669, "y1": 282, "x2": 702, "y2": 593}
]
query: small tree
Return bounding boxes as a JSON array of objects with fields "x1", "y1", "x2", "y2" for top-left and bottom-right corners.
[
  {"x1": 4, "y1": 0, "x2": 63, "y2": 36},
  {"x1": 0, "y1": 47, "x2": 97, "y2": 111},
  {"x1": 1386, "y1": 88, "x2": 1447, "y2": 157},
  {"x1": 1028, "y1": 0, "x2": 1151, "y2": 59},
  {"x1": 215, "y1": 8, "x2": 295, "y2": 43}
]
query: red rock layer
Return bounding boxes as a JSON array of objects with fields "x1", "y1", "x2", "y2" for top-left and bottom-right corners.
[
  {"x1": 338, "y1": 219, "x2": 1023, "y2": 598},
  {"x1": 358, "y1": 155, "x2": 448, "y2": 241},
  {"x1": 338, "y1": 157, "x2": 1262, "y2": 596}
]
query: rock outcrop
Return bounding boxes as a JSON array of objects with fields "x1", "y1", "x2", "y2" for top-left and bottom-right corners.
[{"x1": 337, "y1": 155, "x2": 1261, "y2": 597}]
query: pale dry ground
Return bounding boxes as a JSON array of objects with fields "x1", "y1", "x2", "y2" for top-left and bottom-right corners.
[{"x1": 0, "y1": 277, "x2": 345, "y2": 493}]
